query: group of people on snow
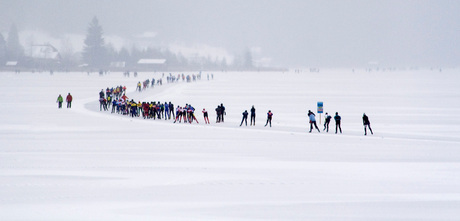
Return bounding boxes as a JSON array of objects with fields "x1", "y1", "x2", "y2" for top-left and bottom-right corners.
[
  {"x1": 57, "y1": 81, "x2": 374, "y2": 135},
  {"x1": 240, "y1": 106, "x2": 257, "y2": 126},
  {"x1": 215, "y1": 104, "x2": 226, "y2": 123},
  {"x1": 309, "y1": 111, "x2": 343, "y2": 134},
  {"x1": 56, "y1": 93, "x2": 73, "y2": 109}
]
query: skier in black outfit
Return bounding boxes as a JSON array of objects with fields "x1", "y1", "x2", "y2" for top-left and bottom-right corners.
[
  {"x1": 363, "y1": 113, "x2": 373, "y2": 135},
  {"x1": 169, "y1": 102, "x2": 175, "y2": 119},
  {"x1": 215, "y1": 105, "x2": 222, "y2": 123},
  {"x1": 323, "y1": 112, "x2": 332, "y2": 132},
  {"x1": 334, "y1": 112, "x2": 342, "y2": 134},
  {"x1": 250, "y1": 105, "x2": 256, "y2": 126},
  {"x1": 240, "y1": 110, "x2": 248, "y2": 126},
  {"x1": 264, "y1": 110, "x2": 273, "y2": 127},
  {"x1": 220, "y1": 103, "x2": 226, "y2": 122}
]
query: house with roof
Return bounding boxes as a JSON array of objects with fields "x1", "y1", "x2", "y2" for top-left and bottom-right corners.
[
  {"x1": 29, "y1": 44, "x2": 61, "y2": 69},
  {"x1": 137, "y1": 58, "x2": 167, "y2": 71}
]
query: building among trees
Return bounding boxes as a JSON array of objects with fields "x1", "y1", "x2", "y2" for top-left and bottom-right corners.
[{"x1": 28, "y1": 44, "x2": 61, "y2": 69}]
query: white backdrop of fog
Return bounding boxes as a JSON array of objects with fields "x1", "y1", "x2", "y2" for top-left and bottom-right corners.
[{"x1": 1, "y1": 0, "x2": 459, "y2": 68}]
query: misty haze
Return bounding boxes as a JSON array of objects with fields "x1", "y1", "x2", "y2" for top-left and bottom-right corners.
[{"x1": 1, "y1": 0, "x2": 459, "y2": 70}]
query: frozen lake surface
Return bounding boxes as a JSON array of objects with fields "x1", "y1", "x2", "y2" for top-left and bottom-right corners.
[{"x1": 1, "y1": 69, "x2": 460, "y2": 220}]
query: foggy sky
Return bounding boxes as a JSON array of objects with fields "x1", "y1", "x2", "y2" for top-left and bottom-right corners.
[{"x1": 1, "y1": 0, "x2": 459, "y2": 67}]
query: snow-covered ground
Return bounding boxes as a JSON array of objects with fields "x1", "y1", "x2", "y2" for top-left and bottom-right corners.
[{"x1": 1, "y1": 69, "x2": 460, "y2": 220}]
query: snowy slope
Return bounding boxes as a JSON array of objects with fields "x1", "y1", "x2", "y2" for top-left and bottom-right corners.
[{"x1": 1, "y1": 69, "x2": 460, "y2": 220}]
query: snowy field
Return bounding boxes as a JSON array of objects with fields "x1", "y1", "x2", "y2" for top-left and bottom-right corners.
[{"x1": 1, "y1": 68, "x2": 460, "y2": 220}]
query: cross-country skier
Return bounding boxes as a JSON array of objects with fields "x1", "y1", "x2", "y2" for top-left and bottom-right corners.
[
  {"x1": 334, "y1": 112, "x2": 342, "y2": 134},
  {"x1": 174, "y1": 106, "x2": 182, "y2": 123},
  {"x1": 111, "y1": 98, "x2": 117, "y2": 113},
  {"x1": 308, "y1": 110, "x2": 320, "y2": 133},
  {"x1": 164, "y1": 102, "x2": 170, "y2": 120},
  {"x1": 264, "y1": 110, "x2": 273, "y2": 127},
  {"x1": 202, "y1": 108, "x2": 210, "y2": 124},
  {"x1": 363, "y1": 113, "x2": 373, "y2": 135},
  {"x1": 130, "y1": 100, "x2": 137, "y2": 117},
  {"x1": 220, "y1": 103, "x2": 226, "y2": 122},
  {"x1": 215, "y1": 105, "x2": 222, "y2": 123},
  {"x1": 169, "y1": 102, "x2": 175, "y2": 119},
  {"x1": 250, "y1": 105, "x2": 256, "y2": 126},
  {"x1": 136, "y1": 82, "x2": 141, "y2": 92},
  {"x1": 323, "y1": 112, "x2": 331, "y2": 132},
  {"x1": 188, "y1": 105, "x2": 199, "y2": 124},
  {"x1": 240, "y1": 110, "x2": 249, "y2": 126}
]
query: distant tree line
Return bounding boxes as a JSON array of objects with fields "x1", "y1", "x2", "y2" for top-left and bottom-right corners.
[{"x1": 0, "y1": 17, "x2": 263, "y2": 72}]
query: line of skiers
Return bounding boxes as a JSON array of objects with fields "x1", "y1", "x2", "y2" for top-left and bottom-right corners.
[
  {"x1": 321, "y1": 111, "x2": 372, "y2": 135},
  {"x1": 238, "y1": 108, "x2": 372, "y2": 135},
  {"x1": 110, "y1": 97, "x2": 177, "y2": 121},
  {"x1": 94, "y1": 86, "x2": 374, "y2": 135},
  {"x1": 99, "y1": 87, "x2": 127, "y2": 111},
  {"x1": 98, "y1": 86, "x2": 128, "y2": 111}
]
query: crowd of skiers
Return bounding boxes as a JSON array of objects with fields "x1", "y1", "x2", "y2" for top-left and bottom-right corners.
[
  {"x1": 98, "y1": 86, "x2": 127, "y2": 111},
  {"x1": 135, "y1": 73, "x2": 205, "y2": 93}
]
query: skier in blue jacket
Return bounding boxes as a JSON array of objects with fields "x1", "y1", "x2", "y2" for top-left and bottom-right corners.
[{"x1": 308, "y1": 110, "x2": 320, "y2": 133}]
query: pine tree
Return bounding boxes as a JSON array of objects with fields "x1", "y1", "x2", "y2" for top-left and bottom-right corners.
[
  {"x1": 82, "y1": 17, "x2": 107, "y2": 67},
  {"x1": 0, "y1": 33, "x2": 6, "y2": 65},
  {"x1": 6, "y1": 24, "x2": 24, "y2": 61}
]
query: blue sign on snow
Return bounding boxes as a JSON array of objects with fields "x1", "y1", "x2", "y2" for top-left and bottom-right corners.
[{"x1": 317, "y1": 101, "x2": 323, "y2": 113}]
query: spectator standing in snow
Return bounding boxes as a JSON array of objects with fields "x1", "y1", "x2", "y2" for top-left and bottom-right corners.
[
  {"x1": 308, "y1": 110, "x2": 320, "y2": 133},
  {"x1": 264, "y1": 110, "x2": 273, "y2": 127},
  {"x1": 250, "y1": 105, "x2": 256, "y2": 126},
  {"x1": 334, "y1": 112, "x2": 342, "y2": 134},
  {"x1": 240, "y1": 110, "x2": 249, "y2": 126},
  {"x1": 66, "y1": 93, "x2": 73, "y2": 108},
  {"x1": 363, "y1": 113, "x2": 373, "y2": 135},
  {"x1": 323, "y1": 112, "x2": 332, "y2": 132},
  {"x1": 57, "y1": 94, "x2": 63, "y2": 108}
]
